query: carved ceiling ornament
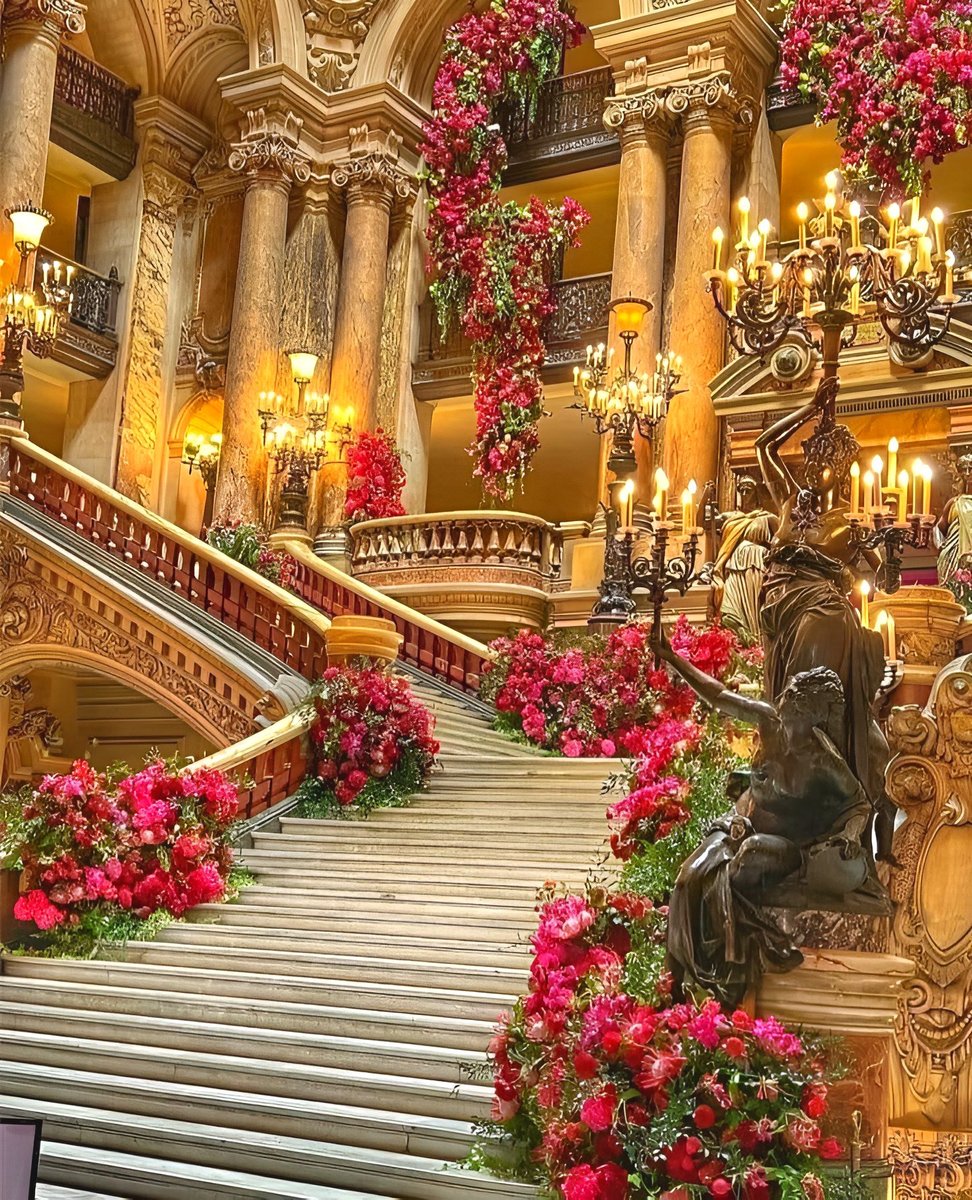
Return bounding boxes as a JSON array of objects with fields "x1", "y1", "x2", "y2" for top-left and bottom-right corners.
[
  {"x1": 330, "y1": 124, "x2": 414, "y2": 207},
  {"x1": 0, "y1": 529, "x2": 254, "y2": 746},
  {"x1": 161, "y1": 0, "x2": 242, "y2": 52},
  {"x1": 4, "y1": 0, "x2": 86, "y2": 36},
  {"x1": 228, "y1": 107, "x2": 311, "y2": 183},
  {"x1": 887, "y1": 656, "x2": 972, "y2": 1126},
  {"x1": 303, "y1": 0, "x2": 381, "y2": 91}
]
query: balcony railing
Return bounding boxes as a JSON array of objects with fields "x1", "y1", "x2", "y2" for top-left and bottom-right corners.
[
  {"x1": 413, "y1": 271, "x2": 613, "y2": 398},
  {"x1": 52, "y1": 45, "x2": 139, "y2": 178},
  {"x1": 34, "y1": 249, "x2": 123, "y2": 378},
  {"x1": 497, "y1": 67, "x2": 618, "y2": 179}
]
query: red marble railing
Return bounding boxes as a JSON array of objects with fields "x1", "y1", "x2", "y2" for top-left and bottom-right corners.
[{"x1": 7, "y1": 440, "x2": 490, "y2": 694}]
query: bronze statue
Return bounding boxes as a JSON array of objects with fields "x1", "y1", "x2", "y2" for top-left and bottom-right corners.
[
  {"x1": 658, "y1": 627, "x2": 887, "y2": 1004},
  {"x1": 705, "y1": 476, "x2": 778, "y2": 642}
]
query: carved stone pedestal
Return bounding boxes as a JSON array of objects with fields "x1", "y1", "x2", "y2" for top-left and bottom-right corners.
[
  {"x1": 325, "y1": 615, "x2": 402, "y2": 669},
  {"x1": 757, "y1": 948, "x2": 913, "y2": 1166}
]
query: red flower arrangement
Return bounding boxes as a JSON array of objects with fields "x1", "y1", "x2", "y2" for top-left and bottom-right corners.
[
  {"x1": 301, "y1": 665, "x2": 439, "y2": 814},
  {"x1": 486, "y1": 884, "x2": 847, "y2": 1199},
  {"x1": 779, "y1": 0, "x2": 972, "y2": 196},
  {"x1": 1, "y1": 759, "x2": 239, "y2": 938},
  {"x1": 344, "y1": 428, "x2": 407, "y2": 522},
  {"x1": 421, "y1": 0, "x2": 590, "y2": 498}
]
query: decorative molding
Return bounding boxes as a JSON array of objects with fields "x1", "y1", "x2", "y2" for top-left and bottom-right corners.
[
  {"x1": 330, "y1": 124, "x2": 413, "y2": 207},
  {"x1": 160, "y1": 0, "x2": 242, "y2": 52},
  {"x1": 4, "y1": 0, "x2": 86, "y2": 37},
  {"x1": 228, "y1": 107, "x2": 311, "y2": 184},
  {"x1": 889, "y1": 1130, "x2": 972, "y2": 1199},
  {"x1": 303, "y1": 0, "x2": 382, "y2": 92}
]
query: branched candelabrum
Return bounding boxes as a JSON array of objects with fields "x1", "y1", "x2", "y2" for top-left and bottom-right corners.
[
  {"x1": 707, "y1": 179, "x2": 958, "y2": 407},
  {"x1": 847, "y1": 504, "x2": 936, "y2": 597}
]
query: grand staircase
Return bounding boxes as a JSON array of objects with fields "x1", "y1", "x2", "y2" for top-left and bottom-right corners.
[{"x1": 0, "y1": 682, "x2": 615, "y2": 1199}]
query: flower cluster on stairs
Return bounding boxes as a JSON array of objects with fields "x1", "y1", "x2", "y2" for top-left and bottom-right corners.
[
  {"x1": 205, "y1": 519, "x2": 299, "y2": 591},
  {"x1": 1, "y1": 759, "x2": 240, "y2": 952},
  {"x1": 477, "y1": 621, "x2": 858, "y2": 1199},
  {"x1": 421, "y1": 0, "x2": 590, "y2": 499},
  {"x1": 343, "y1": 427, "x2": 408, "y2": 522}
]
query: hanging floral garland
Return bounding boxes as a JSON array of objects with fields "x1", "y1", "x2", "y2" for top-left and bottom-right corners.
[
  {"x1": 779, "y1": 0, "x2": 972, "y2": 197},
  {"x1": 421, "y1": 0, "x2": 590, "y2": 500}
]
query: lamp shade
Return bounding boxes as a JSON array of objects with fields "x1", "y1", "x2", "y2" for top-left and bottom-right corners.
[
  {"x1": 609, "y1": 296, "x2": 652, "y2": 335},
  {"x1": 288, "y1": 350, "x2": 319, "y2": 384},
  {"x1": 8, "y1": 205, "x2": 51, "y2": 253}
]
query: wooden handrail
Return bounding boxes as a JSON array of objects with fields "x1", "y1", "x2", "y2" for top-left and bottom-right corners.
[{"x1": 349, "y1": 510, "x2": 552, "y2": 534}]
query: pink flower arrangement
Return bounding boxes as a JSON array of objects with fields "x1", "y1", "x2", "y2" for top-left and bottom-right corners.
[
  {"x1": 344, "y1": 428, "x2": 407, "y2": 522},
  {"x1": 488, "y1": 882, "x2": 847, "y2": 1198},
  {"x1": 779, "y1": 0, "x2": 972, "y2": 196},
  {"x1": 2, "y1": 759, "x2": 239, "y2": 934},
  {"x1": 306, "y1": 665, "x2": 439, "y2": 810},
  {"x1": 206, "y1": 519, "x2": 297, "y2": 592},
  {"x1": 421, "y1": 0, "x2": 590, "y2": 498}
]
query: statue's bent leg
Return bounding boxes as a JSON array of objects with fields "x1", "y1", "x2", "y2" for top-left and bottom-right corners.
[{"x1": 729, "y1": 834, "x2": 801, "y2": 895}]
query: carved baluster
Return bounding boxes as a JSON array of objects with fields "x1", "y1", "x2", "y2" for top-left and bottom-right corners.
[
  {"x1": 485, "y1": 523, "x2": 501, "y2": 563},
  {"x1": 441, "y1": 521, "x2": 455, "y2": 559},
  {"x1": 466, "y1": 522, "x2": 482, "y2": 561},
  {"x1": 428, "y1": 521, "x2": 442, "y2": 561},
  {"x1": 502, "y1": 524, "x2": 519, "y2": 564}
]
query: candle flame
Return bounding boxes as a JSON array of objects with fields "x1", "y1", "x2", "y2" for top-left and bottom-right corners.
[{"x1": 655, "y1": 468, "x2": 669, "y2": 489}]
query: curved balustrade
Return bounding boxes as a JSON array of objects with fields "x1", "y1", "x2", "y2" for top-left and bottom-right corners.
[
  {"x1": 5, "y1": 439, "x2": 492, "y2": 695},
  {"x1": 344, "y1": 512, "x2": 562, "y2": 641}
]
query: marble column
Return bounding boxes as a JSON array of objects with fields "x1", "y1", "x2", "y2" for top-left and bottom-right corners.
[
  {"x1": 329, "y1": 126, "x2": 413, "y2": 435},
  {"x1": 213, "y1": 108, "x2": 309, "y2": 523},
  {"x1": 0, "y1": 0, "x2": 85, "y2": 248},
  {"x1": 665, "y1": 93, "x2": 738, "y2": 498},
  {"x1": 604, "y1": 86, "x2": 672, "y2": 498}
]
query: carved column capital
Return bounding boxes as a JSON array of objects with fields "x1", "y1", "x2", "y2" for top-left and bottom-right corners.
[
  {"x1": 4, "y1": 0, "x2": 86, "y2": 39},
  {"x1": 666, "y1": 72, "x2": 755, "y2": 133},
  {"x1": 330, "y1": 124, "x2": 415, "y2": 210},
  {"x1": 228, "y1": 107, "x2": 311, "y2": 188},
  {"x1": 604, "y1": 63, "x2": 674, "y2": 147},
  {"x1": 303, "y1": 0, "x2": 382, "y2": 92}
]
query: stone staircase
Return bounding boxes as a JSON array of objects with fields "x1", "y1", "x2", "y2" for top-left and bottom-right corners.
[{"x1": 0, "y1": 683, "x2": 615, "y2": 1199}]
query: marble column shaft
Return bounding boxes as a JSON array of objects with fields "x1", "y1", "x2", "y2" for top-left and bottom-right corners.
[
  {"x1": 214, "y1": 173, "x2": 292, "y2": 522},
  {"x1": 665, "y1": 102, "x2": 735, "y2": 498},
  {"x1": 0, "y1": 2, "x2": 86, "y2": 256}
]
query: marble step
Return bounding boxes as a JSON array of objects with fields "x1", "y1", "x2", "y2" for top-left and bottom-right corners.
[
  {"x1": 269, "y1": 825, "x2": 604, "y2": 853},
  {"x1": 36, "y1": 1188, "x2": 119, "y2": 1200},
  {"x1": 246, "y1": 837, "x2": 601, "y2": 874},
  {"x1": 0, "y1": 1030, "x2": 493, "y2": 1121},
  {"x1": 0, "y1": 976, "x2": 495, "y2": 1049},
  {"x1": 116, "y1": 943, "x2": 522, "y2": 1008},
  {"x1": 8, "y1": 1099, "x2": 535, "y2": 1199},
  {"x1": 0, "y1": 1002, "x2": 485, "y2": 1083},
  {"x1": 232, "y1": 872, "x2": 584, "y2": 900},
  {"x1": 270, "y1": 814, "x2": 607, "y2": 834},
  {"x1": 0, "y1": 1059, "x2": 477, "y2": 1160},
  {"x1": 1, "y1": 957, "x2": 517, "y2": 1020}
]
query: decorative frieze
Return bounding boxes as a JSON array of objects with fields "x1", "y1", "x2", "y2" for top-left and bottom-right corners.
[
  {"x1": 303, "y1": 0, "x2": 382, "y2": 92},
  {"x1": 228, "y1": 108, "x2": 311, "y2": 185},
  {"x1": 4, "y1": 0, "x2": 86, "y2": 37}
]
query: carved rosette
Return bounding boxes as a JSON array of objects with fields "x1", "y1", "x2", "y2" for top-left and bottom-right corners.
[
  {"x1": 886, "y1": 656, "x2": 972, "y2": 1126},
  {"x1": 303, "y1": 0, "x2": 381, "y2": 92},
  {"x1": 330, "y1": 125, "x2": 414, "y2": 211},
  {"x1": 228, "y1": 108, "x2": 311, "y2": 187},
  {"x1": 4, "y1": 0, "x2": 86, "y2": 36}
]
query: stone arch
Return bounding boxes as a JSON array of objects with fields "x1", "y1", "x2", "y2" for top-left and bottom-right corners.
[
  {"x1": 82, "y1": 0, "x2": 161, "y2": 91},
  {"x1": 165, "y1": 30, "x2": 249, "y2": 126},
  {"x1": 236, "y1": 0, "x2": 306, "y2": 72},
  {"x1": 356, "y1": 0, "x2": 464, "y2": 105}
]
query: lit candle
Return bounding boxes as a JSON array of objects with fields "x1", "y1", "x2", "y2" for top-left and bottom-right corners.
[
  {"x1": 619, "y1": 479, "x2": 635, "y2": 529},
  {"x1": 797, "y1": 201, "x2": 809, "y2": 251},
  {"x1": 910, "y1": 195, "x2": 921, "y2": 231},
  {"x1": 824, "y1": 190, "x2": 837, "y2": 238},
  {"x1": 860, "y1": 579, "x2": 871, "y2": 628},
  {"x1": 655, "y1": 468, "x2": 670, "y2": 521},
  {"x1": 871, "y1": 454, "x2": 884, "y2": 507},
  {"x1": 758, "y1": 218, "x2": 771, "y2": 263},
  {"x1": 862, "y1": 470, "x2": 874, "y2": 518},
  {"x1": 887, "y1": 437, "x2": 898, "y2": 485},
  {"x1": 897, "y1": 469, "x2": 909, "y2": 521},
  {"x1": 726, "y1": 266, "x2": 739, "y2": 307},
  {"x1": 747, "y1": 229, "x2": 760, "y2": 269},
  {"x1": 738, "y1": 196, "x2": 751, "y2": 245},
  {"x1": 946, "y1": 250, "x2": 955, "y2": 298},
  {"x1": 850, "y1": 461, "x2": 861, "y2": 516},
  {"x1": 712, "y1": 227, "x2": 724, "y2": 272},
  {"x1": 886, "y1": 610, "x2": 897, "y2": 661},
  {"x1": 886, "y1": 202, "x2": 900, "y2": 250},
  {"x1": 931, "y1": 207, "x2": 945, "y2": 257},
  {"x1": 573, "y1": 365, "x2": 580, "y2": 386},
  {"x1": 916, "y1": 235, "x2": 933, "y2": 275},
  {"x1": 802, "y1": 267, "x2": 814, "y2": 318},
  {"x1": 911, "y1": 459, "x2": 923, "y2": 514},
  {"x1": 848, "y1": 199, "x2": 861, "y2": 247},
  {"x1": 681, "y1": 488, "x2": 693, "y2": 532},
  {"x1": 921, "y1": 462, "x2": 932, "y2": 514}
]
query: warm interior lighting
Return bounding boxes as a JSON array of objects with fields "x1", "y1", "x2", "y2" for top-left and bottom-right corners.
[
  {"x1": 8, "y1": 204, "x2": 51, "y2": 254},
  {"x1": 609, "y1": 297, "x2": 651, "y2": 335},
  {"x1": 288, "y1": 349, "x2": 320, "y2": 384}
]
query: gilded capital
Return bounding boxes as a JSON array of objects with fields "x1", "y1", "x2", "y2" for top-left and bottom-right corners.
[
  {"x1": 228, "y1": 108, "x2": 311, "y2": 186},
  {"x1": 4, "y1": 0, "x2": 86, "y2": 37},
  {"x1": 330, "y1": 124, "x2": 415, "y2": 209}
]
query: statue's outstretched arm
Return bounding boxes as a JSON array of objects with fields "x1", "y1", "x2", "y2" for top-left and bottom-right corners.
[
  {"x1": 755, "y1": 398, "x2": 819, "y2": 512},
  {"x1": 657, "y1": 634, "x2": 776, "y2": 732}
]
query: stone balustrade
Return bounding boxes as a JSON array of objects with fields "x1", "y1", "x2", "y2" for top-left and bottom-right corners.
[{"x1": 348, "y1": 511, "x2": 563, "y2": 640}]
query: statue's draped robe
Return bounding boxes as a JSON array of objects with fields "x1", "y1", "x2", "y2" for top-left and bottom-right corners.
[
  {"x1": 713, "y1": 509, "x2": 775, "y2": 640},
  {"x1": 938, "y1": 493, "x2": 972, "y2": 583}
]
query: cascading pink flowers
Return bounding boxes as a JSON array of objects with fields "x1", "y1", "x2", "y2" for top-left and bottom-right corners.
[
  {"x1": 779, "y1": 0, "x2": 972, "y2": 196},
  {"x1": 421, "y1": 0, "x2": 590, "y2": 499}
]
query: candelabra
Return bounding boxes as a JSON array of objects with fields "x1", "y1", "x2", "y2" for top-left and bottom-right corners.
[
  {"x1": 572, "y1": 296, "x2": 682, "y2": 478},
  {"x1": 182, "y1": 431, "x2": 222, "y2": 528},
  {"x1": 0, "y1": 204, "x2": 74, "y2": 425},
  {"x1": 707, "y1": 176, "x2": 956, "y2": 412},
  {"x1": 259, "y1": 350, "x2": 352, "y2": 533}
]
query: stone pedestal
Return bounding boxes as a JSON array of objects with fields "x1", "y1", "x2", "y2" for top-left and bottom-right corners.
[
  {"x1": 325, "y1": 615, "x2": 402, "y2": 668},
  {"x1": 871, "y1": 585, "x2": 965, "y2": 708},
  {"x1": 757, "y1": 949, "x2": 913, "y2": 1162}
]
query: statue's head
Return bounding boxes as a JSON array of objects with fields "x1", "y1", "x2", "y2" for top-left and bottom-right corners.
[
  {"x1": 736, "y1": 475, "x2": 759, "y2": 513},
  {"x1": 802, "y1": 419, "x2": 860, "y2": 497},
  {"x1": 957, "y1": 452, "x2": 972, "y2": 491},
  {"x1": 780, "y1": 666, "x2": 845, "y2": 733}
]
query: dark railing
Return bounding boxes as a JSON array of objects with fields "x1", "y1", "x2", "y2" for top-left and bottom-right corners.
[
  {"x1": 36, "y1": 249, "x2": 122, "y2": 338},
  {"x1": 500, "y1": 66, "x2": 614, "y2": 146},
  {"x1": 415, "y1": 272, "x2": 613, "y2": 374},
  {"x1": 55, "y1": 45, "x2": 138, "y2": 142}
]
